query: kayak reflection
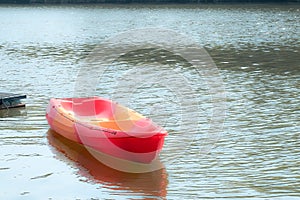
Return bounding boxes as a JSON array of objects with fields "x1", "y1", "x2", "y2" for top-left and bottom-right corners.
[{"x1": 47, "y1": 129, "x2": 168, "y2": 198}]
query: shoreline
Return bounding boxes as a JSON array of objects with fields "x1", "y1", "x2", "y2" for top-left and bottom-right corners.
[{"x1": 1, "y1": 0, "x2": 299, "y2": 5}]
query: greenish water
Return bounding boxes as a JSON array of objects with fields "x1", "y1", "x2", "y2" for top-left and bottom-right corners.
[{"x1": 0, "y1": 4, "x2": 299, "y2": 199}]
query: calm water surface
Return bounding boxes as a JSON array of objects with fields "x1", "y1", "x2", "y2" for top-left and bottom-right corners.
[{"x1": 0, "y1": 4, "x2": 299, "y2": 199}]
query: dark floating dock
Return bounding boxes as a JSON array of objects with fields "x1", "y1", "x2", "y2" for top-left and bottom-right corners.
[{"x1": 0, "y1": 92, "x2": 27, "y2": 110}]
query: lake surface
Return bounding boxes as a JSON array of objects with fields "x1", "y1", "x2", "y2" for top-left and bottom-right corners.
[{"x1": 0, "y1": 4, "x2": 299, "y2": 199}]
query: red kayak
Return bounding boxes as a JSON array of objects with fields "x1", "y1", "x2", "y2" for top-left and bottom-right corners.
[{"x1": 46, "y1": 97, "x2": 167, "y2": 163}]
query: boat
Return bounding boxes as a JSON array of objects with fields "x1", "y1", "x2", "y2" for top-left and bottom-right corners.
[
  {"x1": 0, "y1": 92, "x2": 26, "y2": 110},
  {"x1": 46, "y1": 97, "x2": 167, "y2": 163}
]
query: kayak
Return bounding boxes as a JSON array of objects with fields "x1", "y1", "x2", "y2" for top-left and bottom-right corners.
[{"x1": 46, "y1": 97, "x2": 167, "y2": 163}]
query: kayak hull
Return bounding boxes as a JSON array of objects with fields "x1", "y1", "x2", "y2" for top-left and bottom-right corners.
[{"x1": 46, "y1": 97, "x2": 167, "y2": 163}]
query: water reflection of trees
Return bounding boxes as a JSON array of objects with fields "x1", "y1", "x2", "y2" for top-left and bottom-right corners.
[{"x1": 206, "y1": 44, "x2": 300, "y2": 75}]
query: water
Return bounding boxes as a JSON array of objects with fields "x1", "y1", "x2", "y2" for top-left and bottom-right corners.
[{"x1": 0, "y1": 4, "x2": 299, "y2": 199}]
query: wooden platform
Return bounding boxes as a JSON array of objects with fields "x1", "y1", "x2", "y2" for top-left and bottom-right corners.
[{"x1": 0, "y1": 92, "x2": 27, "y2": 109}]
